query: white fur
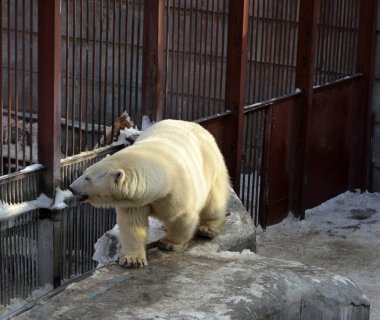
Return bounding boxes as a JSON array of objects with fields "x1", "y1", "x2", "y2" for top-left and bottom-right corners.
[{"x1": 69, "y1": 120, "x2": 230, "y2": 267}]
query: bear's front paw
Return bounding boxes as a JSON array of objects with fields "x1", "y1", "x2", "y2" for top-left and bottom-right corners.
[{"x1": 119, "y1": 254, "x2": 148, "y2": 268}]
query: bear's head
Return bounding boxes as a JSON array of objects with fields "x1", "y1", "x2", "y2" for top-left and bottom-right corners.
[{"x1": 68, "y1": 156, "x2": 144, "y2": 208}]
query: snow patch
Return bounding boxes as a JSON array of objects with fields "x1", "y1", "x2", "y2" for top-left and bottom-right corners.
[
  {"x1": 92, "y1": 217, "x2": 166, "y2": 267},
  {"x1": 0, "y1": 189, "x2": 74, "y2": 220},
  {"x1": 52, "y1": 189, "x2": 73, "y2": 210},
  {"x1": 141, "y1": 115, "x2": 154, "y2": 130},
  {"x1": 112, "y1": 127, "x2": 142, "y2": 147}
]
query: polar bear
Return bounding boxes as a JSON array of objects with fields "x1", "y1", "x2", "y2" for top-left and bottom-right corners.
[{"x1": 69, "y1": 119, "x2": 230, "y2": 267}]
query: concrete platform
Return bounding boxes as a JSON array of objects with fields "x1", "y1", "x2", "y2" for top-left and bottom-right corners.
[{"x1": 12, "y1": 191, "x2": 370, "y2": 320}]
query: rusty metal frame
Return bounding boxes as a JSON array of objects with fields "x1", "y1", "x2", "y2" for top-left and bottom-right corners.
[
  {"x1": 224, "y1": 0, "x2": 250, "y2": 194},
  {"x1": 289, "y1": 0, "x2": 319, "y2": 219},
  {"x1": 142, "y1": 0, "x2": 165, "y2": 123},
  {"x1": 356, "y1": 0, "x2": 378, "y2": 190},
  {"x1": 37, "y1": 0, "x2": 62, "y2": 198}
]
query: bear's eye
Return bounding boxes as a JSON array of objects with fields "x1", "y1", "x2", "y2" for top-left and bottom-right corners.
[{"x1": 85, "y1": 177, "x2": 90, "y2": 182}]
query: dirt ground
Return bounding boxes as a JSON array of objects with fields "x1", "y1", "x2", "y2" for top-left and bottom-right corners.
[{"x1": 256, "y1": 191, "x2": 380, "y2": 319}]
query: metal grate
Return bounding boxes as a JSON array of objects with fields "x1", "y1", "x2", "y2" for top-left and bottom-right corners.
[
  {"x1": 60, "y1": 200, "x2": 116, "y2": 281},
  {"x1": 240, "y1": 106, "x2": 266, "y2": 226},
  {"x1": 61, "y1": 0, "x2": 144, "y2": 157},
  {"x1": 0, "y1": 210, "x2": 39, "y2": 306},
  {"x1": 314, "y1": 0, "x2": 360, "y2": 85},
  {"x1": 0, "y1": 166, "x2": 43, "y2": 204},
  {"x1": 245, "y1": 0, "x2": 300, "y2": 104},
  {"x1": 60, "y1": 145, "x2": 123, "y2": 190},
  {"x1": 0, "y1": 0, "x2": 38, "y2": 175},
  {"x1": 163, "y1": 0, "x2": 229, "y2": 120}
]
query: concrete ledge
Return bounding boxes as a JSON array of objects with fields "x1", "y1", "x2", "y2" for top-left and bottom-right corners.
[
  {"x1": 14, "y1": 251, "x2": 369, "y2": 320},
  {"x1": 13, "y1": 191, "x2": 370, "y2": 320}
]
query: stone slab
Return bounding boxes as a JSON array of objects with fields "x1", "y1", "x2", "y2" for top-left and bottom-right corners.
[
  {"x1": 14, "y1": 250, "x2": 369, "y2": 320},
  {"x1": 10, "y1": 190, "x2": 370, "y2": 320}
]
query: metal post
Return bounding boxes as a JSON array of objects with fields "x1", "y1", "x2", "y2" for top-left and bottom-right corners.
[
  {"x1": 38, "y1": 0, "x2": 61, "y2": 197},
  {"x1": 37, "y1": 0, "x2": 62, "y2": 287},
  {"x1": 290, "y1": 0, "x2": 319, "y2": 219},
  {"x1": 355, "y1": 0, "x2": 377, "y2": 191},
  {"x1": 224, "y1": 0, "x2": 249, "y2": 194},
  {"x1": 141, "y1": 0, "x2": 165, "y2": 125}
]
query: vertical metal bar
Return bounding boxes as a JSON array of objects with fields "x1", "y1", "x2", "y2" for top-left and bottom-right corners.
[
  {"x1": 0, "y1": 1, "x2": 3, "y2": 175},
  {"x1": 191, "y1": 0, "x2": 199, "y2": 119},
  {"x1": 129, "y1": 1, "x2": 135, "y2": 116},
  {"x1": 283, "y1": 0, "x2": 292, "y2": 93},
  {"x1": 29, "y1": 0, "x2": 34, "y2": 164},
  {"x1": 202, "y1": 0, "x2": 209, "y2": 115},
  {"x1": 117, "y1": 0, "x2": 122, "y2": 116},
  {"x1": 246, "y1": 0, "x2": 255, "y2": 104},
  {"x1": 111, "y1": 0, "x2": 116, "y2": 137},
  {"x1": 14, "y1": 0, "x2": 19, "y2": 172},
  {"x1": 273, "y1": 0, "x2": 281, "y2": 96},
  {"x1": 175, "y1": 2, "x2": 181, "y2": 119},
  {"x1": 103, "y1": 0, "x2": 110, "y2": 144},
  {"x1": 38, "y1": 0, "x2": 62, "y2": 197},
  {"x1": 65, "y1": 0, "x2": 70, "y2": 156},
  {"x1": 134, "y1": 1, "x2": 142, "y2": 120},
  {"x1": 123, "y1": 1, "x2": 129, "y2": 115},
  {"x1": 289, "y1": 0, "x2": 319, "y2": 218},
  {"x1": 79, "y1": 0, "x2": 84, "y2": 153},
  {"x1": 91, "y1": 2, "x2": 96, "y2": 148},
  {"x1": 196, "y1": 2, "x2": 204, "y2": 119},
  {"x1": 181, "y1": 0, "x2": 187, "y2": 119},
  {"x1": 141, "y1": 0, "x2": 165, "y2": 122},
  {"x1": 71, "y1": 1, "x2": 76, "y2": 154},
  {"x1": 98, "y1": 0, "x2": 103, "y2": 146},
  {"x1": 7, "y1": 0, "x2": 11, "y2": 174},
  {"x1": 355, "y1": 0, "x2": 377, "y2": 190},
  {"x1": 224, "y1": 0, "x2": 249, "y2": 194},
  {"x1": 212, "y1": 0, "x2": 220, "y2": 113},
  {"x1": 85, "y1": 0, "x2": 90, "y2": 149},
  {"x1": 186, "y1": 0, "x2": 193, "y2": 120},
  {"x1": 218, "y1": 0, "x2": 227, "y2": 112},
  {"x1": 289, "y1": 1, "x2": 299, "y2": 93},
  {"x1": 208, "y1": 0, "x2": 215, "y2": 114},
  {"x1": 21, "y1": 0, "x2": 26, "y2": 168},
  {"x1": 168, "y1": 1, "x2": 175, "y2": 118}
]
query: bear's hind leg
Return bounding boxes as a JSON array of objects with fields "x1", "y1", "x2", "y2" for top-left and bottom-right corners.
[
  {"x1": 198, "y1": 182, "x2": 228, "y2": 238},
  {"x1": 157, "y1": 212, "x2": 199, "y2": 252}
]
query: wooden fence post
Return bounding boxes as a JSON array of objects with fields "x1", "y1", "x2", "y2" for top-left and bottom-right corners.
[
  {"x1": 38, "y1": 0, "x2": 61, "y2": 197},
  {"x1": 290, "y1": 0, "x2": 319, "y2": 219},
  {"x1": 141, "y1": 0, "x2": 165, "y2": 125},
  {"x1": 224, "y1": 0, "x2": 249, "y2": 194}
]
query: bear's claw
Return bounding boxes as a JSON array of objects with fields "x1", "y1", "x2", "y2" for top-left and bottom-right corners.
[{"x1": 119, "y1": 255, "x2": 148, "y2": 268}]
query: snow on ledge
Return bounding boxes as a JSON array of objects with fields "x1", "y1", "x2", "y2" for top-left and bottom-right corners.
[{"x1": 0, "y1": 188, "x2": 73, "y2": 220}]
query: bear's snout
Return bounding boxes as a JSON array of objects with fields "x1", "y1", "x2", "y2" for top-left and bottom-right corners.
[{"x1": 68, "y1": 184, "x2": 89, "y2": 202}]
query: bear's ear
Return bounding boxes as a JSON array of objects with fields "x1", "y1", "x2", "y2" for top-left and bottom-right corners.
[{"x1": 111, "y1": 169, "x2": 125, "y2": 185}]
